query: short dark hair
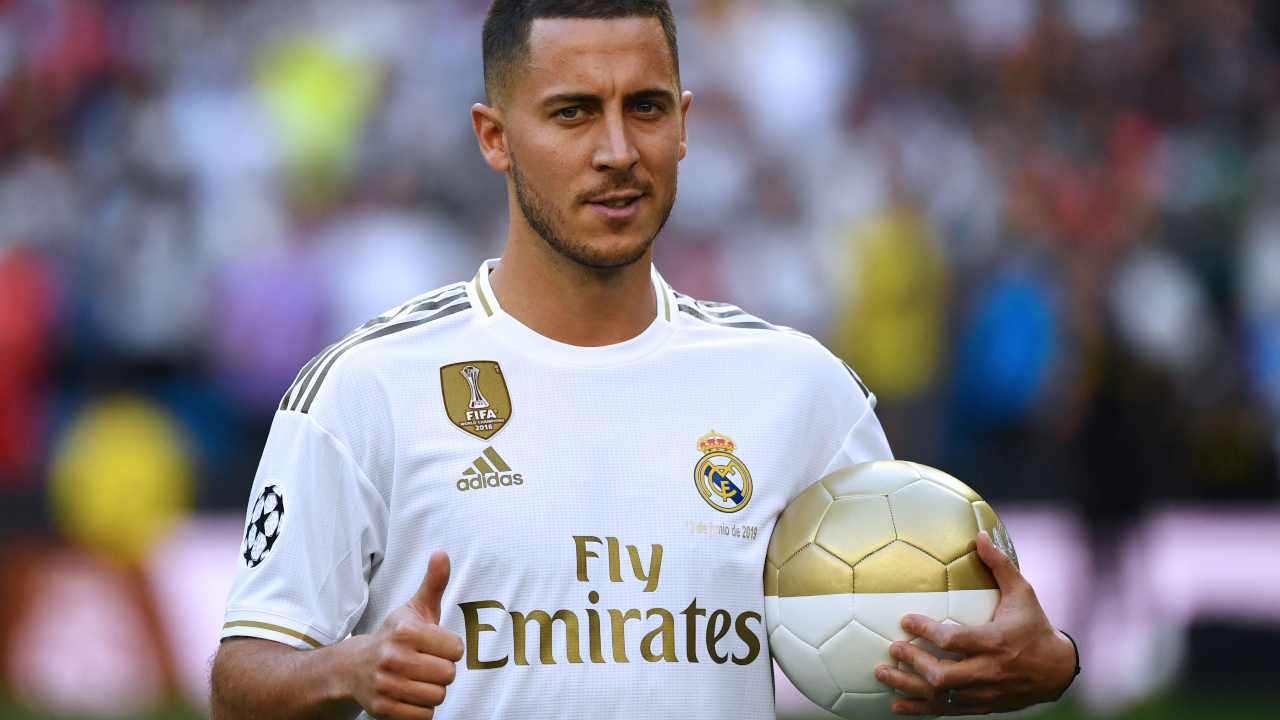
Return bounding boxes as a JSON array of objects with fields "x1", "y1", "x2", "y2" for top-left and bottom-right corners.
[{"x1": 483, "y1": 0, "x2": 680, "y2": 104}]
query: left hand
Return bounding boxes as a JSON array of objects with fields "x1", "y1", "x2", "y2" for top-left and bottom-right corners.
[{"x1": 874, "y1": 530, "x2": 1077, "y2": 715}]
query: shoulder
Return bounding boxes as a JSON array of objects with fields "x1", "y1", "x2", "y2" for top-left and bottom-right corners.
[
  {"x1": 669, "y1": 289, "x2": 875, "y2": 408},
  {"x1": 277, "y1": 280, "x2": 475, "y2": 419}
]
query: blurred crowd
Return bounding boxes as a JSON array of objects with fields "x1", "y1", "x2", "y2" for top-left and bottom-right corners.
[{"x1": 1, "y1": 0, "x2": 1279, "y2": 557}]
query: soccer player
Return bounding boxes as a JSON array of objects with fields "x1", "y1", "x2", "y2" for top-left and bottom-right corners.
[{"x1": 210, "y1": 2, "x2": 1079, "y2": 718}]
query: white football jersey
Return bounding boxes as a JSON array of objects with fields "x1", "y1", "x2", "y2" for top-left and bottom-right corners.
[{"x1": 222, "y1": 259, "x2": 894, "y2": 719}]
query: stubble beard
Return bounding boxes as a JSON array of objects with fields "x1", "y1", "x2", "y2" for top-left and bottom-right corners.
[{"x1": 510, "y1": 156, "x2": 676, "y2": 271}]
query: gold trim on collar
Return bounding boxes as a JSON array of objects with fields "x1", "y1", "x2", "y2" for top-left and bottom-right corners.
[{"x1": 474, "y1": 270, "x2": 494, "y2": 317}]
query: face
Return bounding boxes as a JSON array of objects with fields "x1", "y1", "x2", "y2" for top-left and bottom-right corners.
[{"x1": 475, "y1": 17, "x2": 692, "y2": 270}]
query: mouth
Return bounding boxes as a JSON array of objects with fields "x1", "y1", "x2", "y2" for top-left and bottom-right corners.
[{"x1": 585, "y1": 192, "x2": 646, "y2": 221}]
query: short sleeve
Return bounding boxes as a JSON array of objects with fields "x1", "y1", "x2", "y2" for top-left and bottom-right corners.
[
  {"x1": 221, "y1": 411, "x2": 388, "y2": 650},
  {"x1": 819, "y1": 367, "x2": 894, "y2": 476}
]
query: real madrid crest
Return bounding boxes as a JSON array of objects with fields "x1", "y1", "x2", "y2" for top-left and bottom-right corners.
[
  {"x1": 694, "y1": 431, "x2": 752, "y2": 513},
  {"x1": 441, "y1": 361, "x2": 512, "y2": 440}
]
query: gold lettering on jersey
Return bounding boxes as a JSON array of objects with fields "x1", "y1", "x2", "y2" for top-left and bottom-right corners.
[
  {"x1": 573, "y1": 536, "x2": 662, "y2": 592},
  {"x1": 440, "y1": 361, "x2": 511, "y2": 440},
  {"x1": 458, "y1": 535, "x2": 765, "y2": 669}
]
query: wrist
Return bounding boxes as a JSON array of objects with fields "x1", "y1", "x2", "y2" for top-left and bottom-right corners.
[
  {"x1": 1051, "y1": 629, "x2": 1081, "y2": 699},
  {"x1": 328, "y1": 635, "x2": 369, "y2": 705}
]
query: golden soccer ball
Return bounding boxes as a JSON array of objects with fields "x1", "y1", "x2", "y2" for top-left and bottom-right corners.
[{"x1": 764, "y1": 460, "x2": 1018, "y2": 719}]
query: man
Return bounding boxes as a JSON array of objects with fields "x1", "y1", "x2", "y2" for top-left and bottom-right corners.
[{"x1": 210, "y1": 2, "x2": 1079, "y2": 718}]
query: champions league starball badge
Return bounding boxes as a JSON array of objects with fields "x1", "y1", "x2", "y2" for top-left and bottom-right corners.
[{"x1": 243, "y1": 484, "x2": 285, "y2": 568}]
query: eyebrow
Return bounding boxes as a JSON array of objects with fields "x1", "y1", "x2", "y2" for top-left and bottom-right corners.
[{"x1": 540, "y1": 88, "x2": 677, "y2": 108}]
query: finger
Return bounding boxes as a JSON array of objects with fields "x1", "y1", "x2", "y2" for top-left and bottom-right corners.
[
  {"x1": 408, "y1": 550, "x2": 451, "y2": 624},
  {"x1": 899, "y1": 615, "x2": 998, "y2": 655},
  {"x1": 889, "y1": 641, "x2": 994, "y2": 690},
  {"x1": 380, "y1": 647, "x2": 458, "y2": 685},
  {"x1": 409, "y1": 626, "x2": 465, "y2": 662},
  {"x1": 975, "y1": 530, "x2": 1025, "y2": 594},
  {"x1": 365, "y1": 697, "x2": 435, "y2": 720},
  {"x1": 874, "y1": 663, "x2": 935, "y2": 700},
  {"x1": 381, "y1": 676, "x2": 447, "y2": 709}
]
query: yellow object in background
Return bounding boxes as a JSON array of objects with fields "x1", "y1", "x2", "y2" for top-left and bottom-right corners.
[
  {"x1": 254, "y1": 37, "x2": 380, "y2": 195},
  {"x1": 831, "y1": 205, "x2": 947, "y2": 401},
  {"x1": 50, "y1": 396, "x2": 194, "y2": 565}
]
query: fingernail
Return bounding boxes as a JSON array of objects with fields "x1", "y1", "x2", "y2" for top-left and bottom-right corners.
[
  {"x1": 901, "y1": 615, "x2": 917, "y2": 631},
  {"x1": 875, "y1": 665, "x2": 889, "y2": 680}
]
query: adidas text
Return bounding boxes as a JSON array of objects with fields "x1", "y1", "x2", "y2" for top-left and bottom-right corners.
[{"x1": 457, "y1": 472, "x2": 524, "y2": 491}]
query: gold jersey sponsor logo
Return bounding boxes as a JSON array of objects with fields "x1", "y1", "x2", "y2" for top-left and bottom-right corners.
[
  {"x1": 458, "y1": 535, "x2": 764, "y2": 668},
  {"x1": 456, "y1": 447, "x2": 524, "y2": 491},
  {"x1": 441, "y1": 361, "x2": 511, "y2": 440}
]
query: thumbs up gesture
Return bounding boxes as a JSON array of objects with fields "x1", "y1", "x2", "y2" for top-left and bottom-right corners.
[{"x1": 349, "y1": 551, "x2": 464, "y2": 720}]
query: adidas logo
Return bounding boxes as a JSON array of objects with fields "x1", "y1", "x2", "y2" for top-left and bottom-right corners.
[{"x1": 456, "y1": 447, "x2": 524, "y2": 492}]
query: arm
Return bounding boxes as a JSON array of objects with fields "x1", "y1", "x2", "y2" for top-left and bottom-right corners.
[
  {"x1": 212, "y1": 551, "x2": 463, "y2": 720},
  {"x1": 211, "y1": 637, "x2": 362, "y2": 720}
]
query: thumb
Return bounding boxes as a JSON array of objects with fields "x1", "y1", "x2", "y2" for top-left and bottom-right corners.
[
  {"x1": 976, "y1": 530, "x2": 1025, "y2": 595},
  {"x1": 408, "y1": 550, "x2": 451, "y2": 624}
]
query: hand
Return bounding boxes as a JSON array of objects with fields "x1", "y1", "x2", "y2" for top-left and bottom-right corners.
[
  {"x1": 874, "y1": 531, "x2": 1077, "y2": 715},
  {"x1": 347, "y1": 551, "x2": 464, "y2": 720}
]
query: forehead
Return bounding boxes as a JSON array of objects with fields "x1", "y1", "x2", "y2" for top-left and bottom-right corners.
[{"x1": 516, "y1": 16, "x2": 677, "y2": 100}]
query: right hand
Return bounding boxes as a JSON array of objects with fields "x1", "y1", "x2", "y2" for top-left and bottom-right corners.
[{"x1": 349, "y1": 550, "x2": 463, "y2": 720}]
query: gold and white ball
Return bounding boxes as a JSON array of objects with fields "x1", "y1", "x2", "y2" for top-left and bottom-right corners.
[{"x1": 764, "y1": 461, "x2": 1017, "y2": 719}]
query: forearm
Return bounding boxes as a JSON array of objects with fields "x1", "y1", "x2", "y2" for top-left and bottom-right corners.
[{"x1": 210, "y1": 636, "x2": 367, "y2": 720}]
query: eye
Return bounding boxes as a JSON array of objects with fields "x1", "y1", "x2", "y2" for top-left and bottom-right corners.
[
  {"x1": 634, "y1": 101, "x2": 659, "y2": 115},
  {"x1": 556, "y1": 107, "x2": 581, "y2": 120}
]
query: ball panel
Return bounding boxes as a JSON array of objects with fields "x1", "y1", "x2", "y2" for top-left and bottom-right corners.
[
  {"x1": 946, "y1": 589, "x2": 999, "y2": 626},
  {"x1": 771, "y1": 625, "x2": 843, "y2": 709},
  {"x1": 853, "y1": 541, "x2": 946, "y2": 593},
  {"x1": 764, "y1": 559, "x2": 780, "y2": 597},
  {"x1": 779, "y1": 544, "x2": 853, "y2": 597},
  {"x1": 765, "y1": 596, "x2": 780, "y2": 637},
  {"x1": 906, "y1": 461, "x2": 980, "y2": 502},
  {"x1": 972, "y1": 501, "x2": 1000, "y2": 534},
  {"x1": 946, "y1": 551, "x2": 997, "y2": 591},
  {"x1": 831, "y1": 690, "x2": 900, "y2": 720},
  {"x1": 888, "y1": 480, "x2": 978, "y2": 563},
  {"x1": 821, "y1": 461, "x2": 918, "y2": 497},
  {"x1": 815, "y1": 496, "x2": 897, "y2": 567},
  {"x1": 852, "y1": 591, "x2": 948, "y2": 644},
  {"x1": 779, "y1": 593, "x2": 855, "y2": 648},
  {"x1": 819, "y1": 619, "x2": 891, "y2": 693},
  {"x1": 767, "y1": 482, "x2": 833, "y2": 566}
]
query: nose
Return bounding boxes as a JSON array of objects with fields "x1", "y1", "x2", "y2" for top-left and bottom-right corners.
[{"x1": 592, "y1": 108, "x2": 640, "y2": 172}]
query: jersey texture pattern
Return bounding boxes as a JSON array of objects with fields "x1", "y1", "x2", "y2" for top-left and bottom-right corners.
[{"x1": 222, "y1": 260, "x2": 893, "y2": 719}]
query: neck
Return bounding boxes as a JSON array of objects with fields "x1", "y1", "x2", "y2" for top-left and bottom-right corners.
[{"x1": 489, "y1": 231, "x2": 658, "y2": 348}]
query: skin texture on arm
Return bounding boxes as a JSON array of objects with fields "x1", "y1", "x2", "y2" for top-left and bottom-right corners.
[
  {"x1": 210, "y1": 551, "x2": 463, "y2": 720},
  {"x1": 210, "y1": 637, "x2": 363, "y2": 720}
]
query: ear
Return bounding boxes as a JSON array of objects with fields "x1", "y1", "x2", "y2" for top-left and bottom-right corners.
[
  {"x1": 678, "y1": 91, "x2": 693, "y2": 162},
  {"x1": 472, "y1": 102, "x2": 510, "y2": 173}
]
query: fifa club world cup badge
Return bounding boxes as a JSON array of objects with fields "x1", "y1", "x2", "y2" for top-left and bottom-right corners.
[
  {"x1": 440, "y1": 361, "x2": 512, "y2": 440},
  {"x1": 694, "y1": 431, "x2": 753, "y2": 513}
]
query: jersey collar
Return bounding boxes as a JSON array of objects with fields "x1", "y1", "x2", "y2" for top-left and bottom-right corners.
[{"x1": 469, "y1": 258, "x2": 676, "y2": 367}]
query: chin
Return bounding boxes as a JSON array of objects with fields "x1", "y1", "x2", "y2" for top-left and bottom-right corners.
[{"x1": 560, "y1": 233, "x2": 654, "y2": 270}]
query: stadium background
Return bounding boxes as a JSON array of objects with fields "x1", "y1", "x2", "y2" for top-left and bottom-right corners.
[{"x1": 1, "y1": 0, "x2": 1278, "y2": 717}]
